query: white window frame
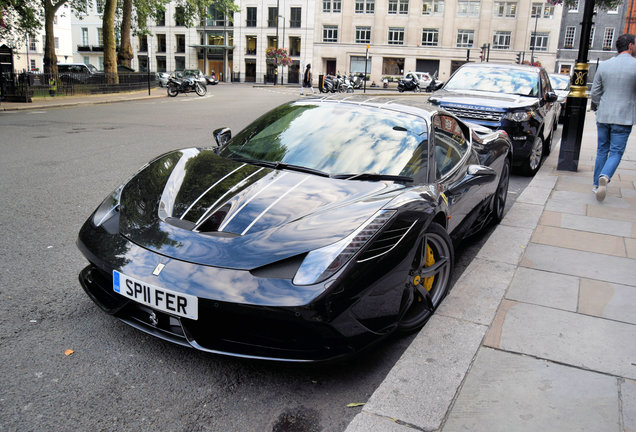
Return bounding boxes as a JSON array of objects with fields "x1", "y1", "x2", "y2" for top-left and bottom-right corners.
[
  {"x1": 421, "y1": 28, "x2": 439, "y2": 46},
  {"x1": 589, "y1": 24, "x2": 595, "y2": 48},
  {"x1": 568, "y1": 0, "x2": 580, "y2": 12},
  {"x1": 81, "y1": 27, "x2": 89, "y2": 46},
  {"x1": 493, "y1": 1, "x2": 516, "y2": 17},
  {"x1": 530, "y1": 32, "x2": 549, "y2": 51},
  {"x1": 531, "y1": 2, "x2": 554, "y2": 18},
  {"x1": 399, "y1": 0, "x2": 409, "y2": 14},
  {"x1": 388, "y1": 27, "x2": 405, "y2": 45},
  {"x1": 323, "y1": 25, "x2": 338, "y2": 42},
  {"x1": 422, "y1": 0, "x2": 444, "y2": 15},
  {"x1": 355, "y1": 26, "x2": 371, "y2": 44},
  {"x1": 456, "y1": 29, "x2": 475, "y2": 47},
  {"x1": 564, "y1": 26, "x2": 575, "y2": 48},
  {"x1": 388, "y1": 0, "x2": 398, "y2": 14},
  {"x1": 603, "y1": 27, "x2": 615, "y2": 50},
  {"x1": 457, "y1": 0, "x2": 480, "y2": 17},
  {"x1": 492, "y1": 31, "x2": 511, "y2": 50}
]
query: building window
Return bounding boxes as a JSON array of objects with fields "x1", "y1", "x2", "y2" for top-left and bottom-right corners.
[
  {"x1": 138, "y1": 35, "x2": 148, "y2": 51},
  {"x1": 268, "y1": 7, "x2": 278, "y2": 27},
  {"x1": 589, "y1": 24, "x2": 595, "y2": 48},
  {"x1": 267, "y1": 36, "x2": 277, "y2": 49},
  {"x1": 388, "y1": 27, "x2": 405, "y2": 45},
  {"x1": 156, "y1": 56, "x2": 166, "y2": 72},
  {"x1": 323, "y1": 25, "x2": 338, "y2": 42},
  {"x1": 28, "y1": 37, "x2": 37, "y2": 51},
  {"x1": 175, "y1": 34, "x2": 185, "y2": 53},
  {"x1": 157, "y1": 34, "x2": 166, "y2": 52},
  {"x1": 603, "y1": 28, "x2": 615, "y2": 50},
  {"x1": 568, "y1": 0, "x2": 580, "y2": 12},
  {"x1": 206, "y1": 7, "x2": 226, "y2": 26},
  {"x1": 530, "y1": 32, "x2": 549, "y2": 51},
  {"x1": 422, "y1": 0, "x2": 444, "y2": 15},
  {"x1": 156, "y1": 11, "x2": 165, "y2": 26},
  {"x1": 421, "y1": 28, "x2": 439, "y2": 46},
  {"x1": 97, "y1": 28, "x2": 103, "y2": 46},
  {"x1": 457, "y1": 0, "x2": 480, "y2": 17},
  {"x1": 289, "y1": 36, "x2": 301, "y2": 56},
  {"x1": 607, "y1": 5, "x2": 619, "y2": 14},
  {"x1": 290, "y1": 7, "x2": 301, "y2": 28},
  {"x1": 531, "y1": 2, "x2": 554, "y2": 18},
  {"x1": 356, "y1": 0, "x2": 375, "y2": 13},
  {"x1": 492, "y1": 31, "x2": 511, "y2": 49},
  {"x1": 564, "y1": 26, "x2": 575, "y2": 48},
  {"x1": 246, "y1": 7, "x2": 256, "y2": 27},
  {"x1": 323, "y1": 0, "x2": 340, "y2": 12},
  {"x1": 175, "y1": 7, "x2": 185, "y2": 26},
  {"x1": 382, "y1": 57, "x2": 404, "y2": 75},
  {"x1": 323, "y1": 0, "x2": 330, "y2": 12},
  {"x1": 456, "y1": 29, "x2": 474, "y2": 47},
  {"x1": 388, "y1": 0, "x2": 408, "y2": 14},
  {"x1": 351, "y1": 55, "x2": 371, "y2": 74},
  {"x1": 83, "y1": 56, "x2": 90, "y2": 65},
  {"x1": 175, "y1": 56, "x2": 185, "y2": 70},
  {"x1": 30, "y1": 59, "x2": 36, "y2": 70},
  {"x1": 81, "y1": 28, "x2": 89, "y2": 46},
  {"x1": 96, "y1": 0, "x2": 103, "y2": 13},
  {"x1": 399, "y1": 0, "x2": 409, "y2": 14},
  {"x1": 246, "y1": 35, "x2": 256, "y2": 55},
  {"x1": 355, "y1": 26, "x2": 371, "y2": 44},
  {"x1": 493, "y1": 1, "x2": 516, "y2": 17}
]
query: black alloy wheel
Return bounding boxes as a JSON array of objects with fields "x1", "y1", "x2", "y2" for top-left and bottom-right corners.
[
  {"x1": 522, "y1": 136, "x2": 543, "y2": 176},
  {"x1": 167, "y1": 85, "x2": 178, "y2": 97},
  {"x1": 398, "y1": 222, "x2": 454, "y2": 333},
  {"x1": 492, "y1": 158, "x2": 511, "y2": 224}
]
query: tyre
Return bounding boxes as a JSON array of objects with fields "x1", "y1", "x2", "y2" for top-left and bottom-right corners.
[
  {"x1": 491, "y1": 158, "x2": 511, "y2": 224},
  {"x1": 544, "y1": 132, "x2": 553, "y2": 156},
  {"x1": 167, "y1": 85, "x2": 178, "y2": 97},
  {"x1": 414, "y1": 86, "x2": 421, "y2": 93},
  {"x1": 397, "y1": 222, "x2": 454, "y2": 333},
  {"x1": 521, "y1": 136, "x2": 543, "y2": 176},
  {"x1": 398, "y1": 87, "x2": 404, "y2": 93},
  {"x1": 346, "y1": 87, "x2": 353, "y2": 93},
  {"x1": 195, "y1": 82, "x2": 207, "y2": 96}
]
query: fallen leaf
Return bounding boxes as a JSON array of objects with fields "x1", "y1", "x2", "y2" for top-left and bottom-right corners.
[
  {"x1": 64, "y1": 349, "x2": 74, "y2": 356},
  {"x1": 346, "y1": 403, "x2": 365, "y2": 408}
]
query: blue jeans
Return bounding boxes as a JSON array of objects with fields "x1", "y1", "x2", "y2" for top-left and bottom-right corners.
[{"x1": 593, "y1": 123, "x2": 632, "y2": 186}]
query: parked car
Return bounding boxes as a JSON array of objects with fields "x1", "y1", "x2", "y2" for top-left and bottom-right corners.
[
  {"x1": 156, "y1": 72, "x2": 170, "y2": 87},
  {"x1": 549, "y1": 73, "x2": 570, "y2": 123},
  {"x1": 57, "y1": 63, "x2": 103, "y2": 84},
  {"x1": 77, "y1": 96, "x2": 512, "y2": 362},
  {"x1": 429, "y1": 63, "x2": 558, "y2": 175}
]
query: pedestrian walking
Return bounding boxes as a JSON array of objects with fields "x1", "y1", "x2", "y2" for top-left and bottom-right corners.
[
  {"x1": 300, "y1": 64, "x2": 314, "y2": 95},
  {"x1": 590, "y1": 33, "x2": 636, "y2": 201}
]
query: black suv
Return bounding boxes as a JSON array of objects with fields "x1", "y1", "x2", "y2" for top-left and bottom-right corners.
[{"x1": 429, "y1": 63, "x2": 558, "y2": 175}]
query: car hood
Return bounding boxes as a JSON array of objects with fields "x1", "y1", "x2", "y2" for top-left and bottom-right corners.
[
  {"x1": 429, "y1": 88, "x2": 538, "y2": 110},
  {"x1": 118, "y1": 148, "x2": 404, "y2": 269}
]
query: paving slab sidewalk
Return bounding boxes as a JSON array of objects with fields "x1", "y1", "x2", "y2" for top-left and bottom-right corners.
[{"x1": 346, "y1": 110, "x2": 636, "y2": 432}]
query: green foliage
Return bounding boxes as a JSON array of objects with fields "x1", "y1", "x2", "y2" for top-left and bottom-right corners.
[
  {"x1": 546, "y1": 0, "x2": 622, "y2": 9},
  {"x1": 266, "y1": 48, "x2": 293, "y2": 67},
  {"x1": 0, "y1": 0, "x2": 41, "y2": 45}
]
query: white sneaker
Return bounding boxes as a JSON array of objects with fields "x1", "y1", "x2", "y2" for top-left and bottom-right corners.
[
  {"x1": 596, "y1": 175, "x2": 608, "y2": 202},
  {"x1": 592, "y1": 186, "x2": 598, "y2": 194}
]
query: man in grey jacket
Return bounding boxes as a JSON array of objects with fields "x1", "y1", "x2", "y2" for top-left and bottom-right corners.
[{"x1": 590, "y1": 33, "x2": 636, "y2": 202}]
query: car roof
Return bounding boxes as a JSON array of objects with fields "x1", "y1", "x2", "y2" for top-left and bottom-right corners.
[{"x1": 459, "y1": 62, "x2": 543, "y2": 73}]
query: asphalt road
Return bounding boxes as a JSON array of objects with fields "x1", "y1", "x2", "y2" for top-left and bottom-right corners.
[{"x1": 0, "y1": 85, "x2": 541, "y2": 432}]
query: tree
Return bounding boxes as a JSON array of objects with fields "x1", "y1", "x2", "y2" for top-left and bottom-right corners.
[
  {"x1": 0, "y1": 0, "x2": 41, "y2": 44},
  {"x1": 41, "y1": 0, "x2": 86, "y2": 75},
  {"x1": 102, "y1": 0, "x2": 118, "y2": 83},
  {"x1": 117, "y1": 0, "x2": 133, "y2": 68}
]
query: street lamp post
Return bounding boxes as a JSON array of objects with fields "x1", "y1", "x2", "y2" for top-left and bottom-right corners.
[
  {"x1": 531, "y1": 6, "x2": 539, "y2": 63},
  {"x1": 558, "y1": 0, "x2": 596, "y2": 171}
]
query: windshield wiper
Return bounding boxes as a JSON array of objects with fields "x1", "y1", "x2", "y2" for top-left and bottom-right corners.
[
  {"x1": 331, "y1": 173, "x2": 413, "y2": 183},
  {"x1": 228, "y1": 157, "x2": 330, "y2": 178}
]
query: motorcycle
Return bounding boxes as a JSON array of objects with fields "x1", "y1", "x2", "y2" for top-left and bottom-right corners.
[
  {"x1": 351, "y1": 73, "x2": 364, "y2": 89},
  {"x1": 397, "y1": 76, "x2": 421, "y2": 93},
  {"x1": 167, "y1": 75, "x2": 207, "y2": 97},
  {"x1": 321, "y1": 74, "x2": 339, "y2": 93}
]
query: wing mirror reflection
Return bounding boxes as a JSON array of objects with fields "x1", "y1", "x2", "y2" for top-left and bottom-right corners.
[
  {"x1": 212, "y1": 127, "x2": 232, "y2": 152},
  {"x1": 447, "y1": 164, "x2": 497, "y2": 195},
  {"x1": 546, "y1": 91, "x2": 559, "y2": 103}
]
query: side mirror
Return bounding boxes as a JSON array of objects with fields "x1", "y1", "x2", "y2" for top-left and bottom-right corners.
[
  {"x1": 212, "y1": 127, "x2": 231, "y2": 152},
  {"x1": 447, "y1": 165, "x2": 496, "y2": 195},
  {"x1": 546, "y1": 91, "x2": 558, "y2": 103}
]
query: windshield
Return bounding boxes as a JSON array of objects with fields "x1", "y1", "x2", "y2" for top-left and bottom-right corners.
[
  {"x1": 549, "y1": 74, "x2": 570, "y2": 91},
  {"x1": 445, "y1": 66, "x2": 540, "y2": 97},
  {"x1": 218, "y1": 102, "x2": 429, "y2": 179}
]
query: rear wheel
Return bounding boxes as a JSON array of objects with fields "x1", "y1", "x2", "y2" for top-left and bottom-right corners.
[
  {"x1": 521, "y1": 136, "x2": 543, "y2": 176},
  {"x1": 492, "y1": 158, "x2": 511, "y2": 224},
  {"x1": 397, "y1": 222, "x2": 454, "y2": 333},
  {"x1": 195, "y1": 82, "x2": 207, "y2": 96},
  {"x1": 167, "y1": 85, "x2": 178, "y2": 97}
]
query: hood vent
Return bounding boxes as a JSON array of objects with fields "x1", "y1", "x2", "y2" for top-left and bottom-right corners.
[
  {"x1": 357, "y1": 219, "x2": 416, "y2": 262},
  {"x1": 197, "y1": 204, "x2": 232, "y2": 233}
]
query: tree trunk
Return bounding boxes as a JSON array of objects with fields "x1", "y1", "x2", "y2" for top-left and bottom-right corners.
[
  {"x1": 117, "y1": 0, "x2": 133, "y2": 69},
  {"x1": 43, "y1": 0, "x2": 60, "y2": 75},
  {"x1": 102, "y1": 0, "x2": 118, "y2": 84}
]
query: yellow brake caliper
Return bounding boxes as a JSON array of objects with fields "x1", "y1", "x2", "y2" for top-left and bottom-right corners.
[{"x1": 413, "y1": 244, "x2": 436, "y2": 301}]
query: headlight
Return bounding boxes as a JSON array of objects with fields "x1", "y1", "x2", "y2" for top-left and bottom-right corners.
[
  {"x1": 293, "y1": 210, "x2": 396, "y2": 286},
  {"x1": 92, "y1": 184, "x2": 124, "y2": 227},
  {"x1": 504, "y1": 111, "x2": 533, "y2": 122}
]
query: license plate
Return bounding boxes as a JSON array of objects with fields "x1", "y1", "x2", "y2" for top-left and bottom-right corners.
[{"x1": 113, "y1": 270, "x2": 198, "y2": 320}]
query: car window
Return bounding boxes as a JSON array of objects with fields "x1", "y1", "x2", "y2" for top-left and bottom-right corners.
[
  {"x1": 219, "y1": 102, "x2": 429, "y2": 178},
  {"x1": 444, "y1": 66, "x2": 540, "y2": 97},
  {"x1": 549, "y1": 74, "x2": 570, "y2": 91},
  {"x1": 432, "y1": 114, "x2": 468, "y2": 178}
]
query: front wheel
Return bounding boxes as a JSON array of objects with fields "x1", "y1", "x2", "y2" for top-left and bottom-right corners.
[
  {"x1": 195, "y1": 82, "x2": 207, "y2": 96},
  {"x1": 521, "y1": 136, "x2": 543, "y2": 176},
  {"x1": 414, "y1": 86, "x2": 421, "y2": 93},
  {"x1": 167, "y1": 85, "x2": 178, "y2": 97},
  {"x1": 492, "y1": 158, "x2": 511, "y2": 224},
  {"x1": 397, "y1": 222, "x2": 454, "y2": 333}
]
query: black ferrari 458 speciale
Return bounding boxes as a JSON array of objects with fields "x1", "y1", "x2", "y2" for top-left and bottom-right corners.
[{"x1": 77, "y1": 96, "x2": 512, "y2": 362}]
